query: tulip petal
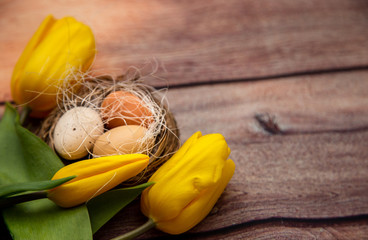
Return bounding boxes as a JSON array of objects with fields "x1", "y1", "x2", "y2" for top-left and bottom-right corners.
[
  {"x1": 48, "y1": 154, "x2": 149, "y2": 208},
  {"x1": 141, "y1": 133, "x2": 231, "y2": 223},
  {"x1": 156, "y1": 159, "x2": 235, "y2": 234},
  {"x1": 148, "y1": 131, "x2": 202, "y2": 181},
  {"x1": 51, "y1": 154, "x2": 147, "y2": 182},
  {"x1": 11, "y1": 15, "x2": 96, "y2": 114},
  {"x1": 11, "y1": 15, "x2": 56, "y2": 106},
  {"x1": 141, "y1": 132, "x2": 203, "y2": 215}
]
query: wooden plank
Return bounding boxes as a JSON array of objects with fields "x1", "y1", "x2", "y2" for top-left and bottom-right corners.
[
  {"x1": 164, "y1": 218, "x2": 368, "y2": 240},
  {"x1": 2, "y1": 65, "x2": 368, "y2": 238},
  {"x1": 1, "y1": 0, "x2": 368, "y2": 101},
  {"x1": 0, "y1": 70, "x2": 367, "y2": 238},
  {"x1": 186, "y1": 218, "x2": 368, "y2": 240},
  {"x1": 91, "y1": 71, "x2": 368, "y2": 238},
  {"x1": 168, "y1": 70, "x2": 368, "y2": 140},
  {"x1": 92, "y1": 130, "x2": 368, "y2": 239},
  {"x1": 94, "y1": 205, "x2": 368, "y2": 240}
]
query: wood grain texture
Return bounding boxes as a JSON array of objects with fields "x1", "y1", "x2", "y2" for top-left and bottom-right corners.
[
  {"x1": 156, "y1": 218, "x2": 368, "y2": 240},
  {"x1": 92, "y1": 71, "x2": 368, "y2": 239},
  {"x1": 95, "y1": 203, "x2": 368, "y2": 240},
  {"x1": 1, "y1": 1, "x2": 368, "y2": 239},
  {"x1": 94, "y1": 131, "x2": 368, "y2": 239},
  {"x1": 1, "y1": 0, "x2": 368, "y2": 101},
  {"x1": 168, "y1": 70, "x2": 368, "y2": 140},
  {"x1": 0, "y1": 69, "x2": 367, "y2": 239}
]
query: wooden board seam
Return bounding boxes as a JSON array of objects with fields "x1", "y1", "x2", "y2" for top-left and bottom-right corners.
[
  {"x1": 141, "y1": 215, "x2": 368, "y2": 240},
  {"x1": 155, "y1": 65, "x2": 368, "y2": 90}
]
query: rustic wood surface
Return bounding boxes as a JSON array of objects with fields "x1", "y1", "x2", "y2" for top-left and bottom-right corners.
[
  {"x1": 1, "y1": 0, "x2": 368, "y2": 239},
  {"x1": 1, "y1": 0, "x2": 368, "y2": 99}
]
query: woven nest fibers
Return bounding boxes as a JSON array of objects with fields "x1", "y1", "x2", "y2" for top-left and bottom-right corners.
[{"x1": 37, "y1": 74, "x2": 180, "y2": 185}]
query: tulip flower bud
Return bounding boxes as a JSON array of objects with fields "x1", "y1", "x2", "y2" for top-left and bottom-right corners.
[
  {"x1": 11, "y1": 14, "x2": 96, "y2": 117},
  {"x1": 48, "y1": 154, "x2": 149, "y2": 208},
  {"x1": 140, "y1": 132, "x2": 235, "y2": 235}
]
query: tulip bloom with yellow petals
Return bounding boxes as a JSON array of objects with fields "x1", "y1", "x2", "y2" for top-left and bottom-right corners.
[
  {"x1": 48, "y1": 154, "x2": 149, "y2": 208},
  {"x1": 139, "y1": 132, "x2": 235, "y2": 235},
  {"x1": 11, "y1": 15, "x2": 96, "y2": 117}
]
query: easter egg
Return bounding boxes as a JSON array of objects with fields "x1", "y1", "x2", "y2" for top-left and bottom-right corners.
[
  {"x1": 93, "y1": 125, "x2": 152, "y2": 157},
  {"x1": 53, "y1": 107, "x2": 104, "y2": 160},
  {"x1": 100, "y1": 91, "x2": 153, "y2": 129}
]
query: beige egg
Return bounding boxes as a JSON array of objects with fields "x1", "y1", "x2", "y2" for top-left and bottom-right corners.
[
  {"x1": 53, "y1": 107, "x2": 104, "y2": 160},
  {"x1": 93, "y1": 125, "x2": 151, "y2": 157}
]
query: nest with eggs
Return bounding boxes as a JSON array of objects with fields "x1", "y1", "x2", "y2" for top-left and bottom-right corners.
[{"x1": 37, "y1": 71, "x2": 180, "y2": 185}]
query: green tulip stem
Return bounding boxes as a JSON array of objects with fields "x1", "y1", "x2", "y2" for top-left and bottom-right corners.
[
  {"x1": 111, "y1": 218, "x2": 156, "y2": 240},
  {"x1": 19, "y1": 105, "x2": 32, "y2": 125},
  {"x1": 0, "y1": 191, "x2": 48, "y2": 209}
]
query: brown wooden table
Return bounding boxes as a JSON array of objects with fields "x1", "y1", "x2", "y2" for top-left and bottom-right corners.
[{"x1": 1, "y1": 0, "x2": 368, "y2": 239}]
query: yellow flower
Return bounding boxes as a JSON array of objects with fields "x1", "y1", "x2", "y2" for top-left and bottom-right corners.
[
  {"x1": 141, "y1": 132, "x2": 235, "y2": 235},
  {"x1": 11, "y1": 15, "x2": 96, "y2": 117},
  {"x1": 48, "y1": 154, "x2": 149, "y2": 208}
]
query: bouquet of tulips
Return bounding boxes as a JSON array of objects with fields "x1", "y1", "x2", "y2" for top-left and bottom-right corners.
[{"x1": 0, "y1": 15, "x2": 235, "y2": 240}]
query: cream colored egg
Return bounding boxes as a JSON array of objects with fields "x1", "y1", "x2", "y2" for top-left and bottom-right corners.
[
  {"x1": 93, "y1": 125, "x2": 151, "y2": 157},
  {"x1": 53, "y1": 107, "x2": 104, "y2": 160}
]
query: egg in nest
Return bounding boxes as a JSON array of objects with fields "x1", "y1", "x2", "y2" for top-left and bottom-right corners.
[{"x1": 53, "y1": 107, "x2": 104, "y2": 160}]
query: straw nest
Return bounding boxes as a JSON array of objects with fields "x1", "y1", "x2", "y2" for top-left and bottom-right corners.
[{"x1": 37, "y1": 72, "x2": 180, "y2": 185}]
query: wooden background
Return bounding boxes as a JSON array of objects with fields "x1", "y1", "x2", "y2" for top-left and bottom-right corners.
[{"x1": 1, "y1": 0, "x2": 368, "y2": 239}]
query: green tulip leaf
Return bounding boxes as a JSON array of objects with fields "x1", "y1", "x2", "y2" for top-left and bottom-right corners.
[
  {"x1": 0, "y1": 176, "x2": 76, "y2": 198},
  {"x1": 0, "y1": 103, "x2": 92, "y2": 240},
  {"x1": 87, "y1": 182, "x2": 154, "y2": 234}
]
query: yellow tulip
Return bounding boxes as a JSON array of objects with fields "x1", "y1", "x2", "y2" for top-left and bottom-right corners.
[
  {"x1": 11, "y1": 14, "x2": 96, "y2": 117},
  {"x1": 140, "y1": 132, "x2": 235, "y2": 235},
  {"x1": 48, "y1": 154, "x2": 149, "y2": 208}
]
